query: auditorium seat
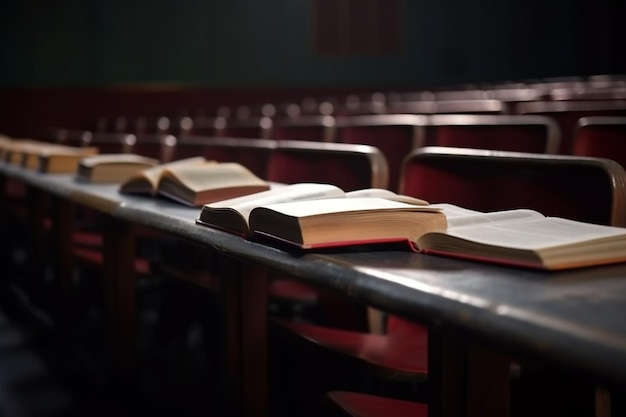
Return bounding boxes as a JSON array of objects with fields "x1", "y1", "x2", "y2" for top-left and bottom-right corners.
[
  {"x1": 516, "y1": 100, "x2": 626, "y2": 154},
  {"x1": 572, "y1": 116, "x2": 626, "y2": 168},
  {"x1": 84, "y1": 132, "x2": 135, "y2": 154},
  {"x1": 131, "y1": 133, "x2": 177, "y2": 163},
  {"x1": 332, "y1": 92, "x2": 388, "y2": 116},
  {"x1": 216, "y1": 115, "x2": 273, "y2": 139},
  {"x1": 266, "y1": 140, "x2": 388, "y2": 191},
  {"x1": 270, "y1": 115, "x2": 336, "y2": 142},
  {"x1": 132, "y1": 116, "x2": 171, "y2": 135},
  {"x1": 265, "y1": 140, "x2": 390, "y2": 321},
  {"x1": 150, "y1": 140, "x2": 390, "y2": 377},
  {"x1": 401, "y1": 146, "x2": 626, "y2": 226},
  {"x1": 334, "y1": 114, "x2": 427, "y2": 192},
  {"x1": 386, "y1": 99, "x2": 506, "y2": 115},
  {"x1": 171, "y1": 136, "x2": 277, "y2": 178},
  {"x1": 320, "y1": 391, "x2": 427, "y2": 417},
  {"x1": 280, "y1": 147, "x2": 626, "y2": 417},
  {"x1": 427, "y1": 114, "x2": 560, "y2": 153},
  {"x1": 52, "y1": 130, "x2": 93, "y2": 148}
]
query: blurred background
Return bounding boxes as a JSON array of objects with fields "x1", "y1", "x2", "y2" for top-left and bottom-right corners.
[{"x1": 1, "y1": 0, "x2": 624, "y2": 137}]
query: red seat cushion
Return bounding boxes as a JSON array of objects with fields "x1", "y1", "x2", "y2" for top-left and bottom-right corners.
[
  {"x1": 273, "y1": 318, "x2": 427, "y2": 377},
  {"x1": 325, "y1": 391, "x2": 428, "y2": 417}
]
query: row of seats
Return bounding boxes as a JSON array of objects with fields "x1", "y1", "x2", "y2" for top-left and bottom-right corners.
[
  {"x1": 35, "y1": 135, "x2": 622, "y2": 416},
  {"x1": 13, "y1": 74, "x2": 626, "y2": 415},
  {"x1": 4, "y1": 128, "x2": 626, "y2": 415},
  {"x1": 49, "y1": 114, "x2": 626, "y2": 194}
]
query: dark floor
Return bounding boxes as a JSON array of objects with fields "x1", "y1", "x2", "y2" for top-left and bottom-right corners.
[{"x1": 0, "y1": 261, "x2": 221, "y2": 417}]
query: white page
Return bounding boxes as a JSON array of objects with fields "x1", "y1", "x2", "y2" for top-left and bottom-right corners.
[
  {"x1": 428, "y1": 203, "x2": 544, "y2": 228},
  {"x1": 261, "y1": 197, "x2": 439, "y2": 218},
  {"x1": 205, "y1": 183, "x2": 345, "y2": 221},
  {"x1": 443, "y1": 217, "x2": 626, "y2": 250},
  {"x1": 346, "y1": 188, "x2": 428, "y2": 205}
]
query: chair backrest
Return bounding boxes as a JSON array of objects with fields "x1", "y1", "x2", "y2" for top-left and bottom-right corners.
[
  {"x1": 386, "y1": 99, "x2": 505, "y2": 115},
  {"x1": 400, "y1": 146, "x2": 626, "y2": 227},
  {"x1": 573, "y1": 117, "x2": 626, "y2": 169},
  {"x1": 45, "y1": 129, "x2": 93, "y2": 147},
  {"x1": 132, "y1": 134, "x2": 177, "y2": 163},
  {"x1": 426, "y1": 114, "x2": 560, "y2": 154},
  {"x1": 266, "y1": 140, "x2": 389, "y2": 192},
  {"x1": 332, "y1": 92, "x2": 388, "y2": 116},
  {"x1": 85, "y1": 132, "x2": 135, "y2": 154},
  {"x1": 171, "y1": 136, "x2": 276, "y2": 178},
  {"x1": 132, "y1": 116, "x2": 170, "y2": 135},
  {"x1": 169, "y1": 116, "x2": 194, "y2": 138},
  {"x1": 266, "y1": 140, "x2": 389, "y2": 331},
  {"x1": 216, "y1": 115, "x2": 273, "y2": 139},
  {"x1": 334, "y1": 114, "x2": 428, "y2": 192},
  {"x1": 516, "y1": 100, "x2": 626, "y2": 154},
  {"x1": 550, "y1": 86, "x2": 626, "y2": 101},
  {"x1": 270, "y1": 115, "x2": 336, "y2": 142}
]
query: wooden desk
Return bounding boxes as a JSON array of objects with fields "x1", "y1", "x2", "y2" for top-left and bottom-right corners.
[{"x1": 2, "y1": 162, "x2": 626, "y2": 417}]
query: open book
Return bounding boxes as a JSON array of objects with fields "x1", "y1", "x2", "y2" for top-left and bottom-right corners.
[
  {"x1": 156, "y1": 162, "x2": 270, "y2": 207},
  {"x1": 414, "y1": 204, "x2": 626, "y2": 270},
  {"x1": 196, "y1": 183, "x2": 429, "y2": 237},
  {"x1": 119, "y1": 156, "x2": 209, "y2": 195},
  {"x1": 248, "y1": 197, "x2": 445, "y2": 248},
  {"x1": 250, "y1": 201, "x2": 626, "y2": 270},
  {"x1": 76, "y1": 154, "x2": 160, "y2": 183}
]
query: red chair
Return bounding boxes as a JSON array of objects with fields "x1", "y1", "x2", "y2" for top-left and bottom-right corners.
[
  {"x1": 52, "y1": 130, "x2": 93, "y2": 148},
  {"x1": 278, "y1": 147, "x2": 626, "y2": 417},
  {"x1": 265, "y1": 140, "x2": 390, "y2": 327},
  {"x1": 266, "y1": 140, "x2": 388, "y2": 191},
  {"x1": 321, "y1": 391, "x2": 427, "y2": 417},
  {"x1": 427, "y1": 114, "x2": 560, "y2": 153},
  {"x1": 84, "y1": 132, "x2": 135, "y2": 154},
  {"x1": 131, "y1": 134, "x2": 177, "y2": 163},
  {"x1": 171, "y1": 136, "x2": 277, "y2": 179},
  {"x1": 387, "y1": 99, "x2": 506, "y2": 115},
  {"x1": 216, "y1": 115, "x2": 273, "y2": 139},
  {"x1": 401, "y1": 146, "x2": 626, "y2": 226},
  {"x1": 270, "y1": 115, "x2": 336, "y2": 142},
  {"x1": 516, "y1": 100, "x2": 626, "y2": 154},
  {"x1": 132, "y1": 116, "x2": 170, "y2": 135},
  {"x1": 572, "y1": 116, "x2": 626, "y2": 168},
  {"x1": 334, "y1": 114, "x2": 427, "y2": 192}
]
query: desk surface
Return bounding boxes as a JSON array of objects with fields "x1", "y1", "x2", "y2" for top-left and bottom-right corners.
[{"x1": 3, "y1": 162, "x2": 626, "y2": 388}]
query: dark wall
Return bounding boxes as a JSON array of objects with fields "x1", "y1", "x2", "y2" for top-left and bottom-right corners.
[
  {"x1": 0, "y1": 0, "x2": 623, "y2": 137},
  {"x1": 1, "y1": 0, "x2": 622, "y2": 88}
]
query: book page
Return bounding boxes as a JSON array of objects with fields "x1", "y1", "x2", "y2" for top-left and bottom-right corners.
[
  {"x1": 206, "y1": 183, "x2": 345, "y2": 221},
  {"x1": 442, "y1": 217, "x2": 626, "y2": 250},
  {"x1": 430, "y1": 203, "x2": 545, "y2": 229},
  {"x1": 139, "y1": 156, "x2": 209, "y2": 188},
  {"x1": 260, "y1": 197, "x2": 440, "y2": 218},
  {"x1": 161, "y1": 162, "x2": 265, "y2": 192},
  {"x1": 345, "y1": 188, "x2": 428, "y2": 205}
]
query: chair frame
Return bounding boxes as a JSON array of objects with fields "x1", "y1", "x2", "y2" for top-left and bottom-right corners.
[
  {"x1": 387, "y1": 99, "x2": 505, "y2": 115},
  {"x1": 577, "y1": 116, "x2": 626, "y2": 129},
  {"x1": 216, "y1": 115, "x2": 273, "y2": 139},
  {"x1": 334, "y1": 113, "x2": 428, "y2": 149},
  {"x1": 427, "y1": 114, "x2": 561, "y2": 153},
  {"x1": 171, "y1": 136, "x2": 277, "y2": 178},
  {"x1": 400, "y1": 146, "x2": 626, "y2": 227},
  {"x1": 270, "y1": 115, "x2": 336, "y2": 142},
  {"x1": 272, "y1": 140, "x2": 389, "y2": 189},
  {"x1": 516, "y1": 100, "x2": 626, "y2": 114},
  {"x1": 133, "y1": 133, "x2": 177, "y2": 163},
  {"x1": 85, "y1": 132, "x2": 136, "y2": 154}
]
